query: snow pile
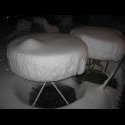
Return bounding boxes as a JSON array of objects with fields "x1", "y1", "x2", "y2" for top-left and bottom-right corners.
[
  {"x1": 7, "y1": 34, "x2": 88, "y2": 82},
  {"x1": 71, "y1": 26, "x2": 125, "y2": 61}
]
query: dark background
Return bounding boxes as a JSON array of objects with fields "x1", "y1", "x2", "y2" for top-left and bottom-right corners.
[
  {"x1": 1, "y1": 15, "x2": 125, "y2": 40},
  {"x1": 1, "y1": 15, "x2": 125, "y2": 25}
]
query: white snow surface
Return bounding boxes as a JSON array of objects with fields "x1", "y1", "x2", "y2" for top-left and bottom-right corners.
[
  {"x1": 71, "y1": 26, "x2": 125, "y2": 61},
  {"x1": 0, "y1": 69, "x2": 117, "y2": 109},
  {"x1": 7, "y1": 33, "x2": 88, "y2": 82}
]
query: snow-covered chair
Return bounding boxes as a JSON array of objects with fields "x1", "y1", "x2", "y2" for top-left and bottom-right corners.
[{"x1": 71, "y1": 26, "x2": 125, "y2": 108}]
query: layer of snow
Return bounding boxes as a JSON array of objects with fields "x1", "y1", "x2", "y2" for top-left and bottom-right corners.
[
  {"x1": 7, "y1": 34, "x2": 88, "y2": 82},
  {"x1": 0, "y1": 68, "x2": 118, "y2": 109},
  {"x1": 61, "y1": 81, "x2": 114, "y2": 109},
  {"x1": 0, "y1": 68, "x2": 36, "y2": 109},
  {"x1": 71, "y1": 26, "x2": 125, "y2": 61}
]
